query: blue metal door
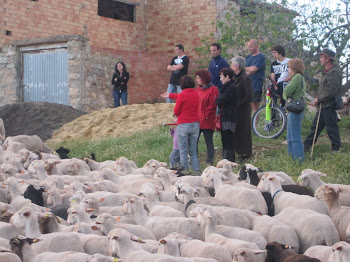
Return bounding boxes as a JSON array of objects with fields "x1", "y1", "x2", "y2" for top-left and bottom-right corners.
[{"x1": 23, "y1": 50, "x2": 69, "y2": 105}]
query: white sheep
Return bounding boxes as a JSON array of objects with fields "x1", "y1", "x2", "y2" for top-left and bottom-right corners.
[
  {"x1": 304, "y1": 245, "x2": 333, "y2": 262},
  {"x1": 4, "y1": 135, "x2": 53, "y2": 153},
  {"x1": 138, "y1": 182, "x2": 185, "y2": 217},
  {"x1": 195, "y1": 207, "x2": 265, "y2": 261},
  {"x1": 332, "y1": 241, "x2": 350, "y2": 262},
  {"x1": 127, "y1": 196, "x2": 204, "y2": 240},
  {"x1": 257, "y1": 173, "x2": 328, "y2": 215},
  {"x1": 298, "y1": 169, "x2": 350, "y2": 206},
  {"x1": 315, "y1": 184, "x2": 350, "y2": 242},
  {"x1": 233, "y1": 248, "x2": 267, "y2": 262},
  {"x1": 158, "y1": 234, "x2": 232, "y2": 262},
  {"x1": 243, "y1": 210, "x2": 300, "y2": 253},
  {"x1": 202, "y1": 169, "x2": 267, "y2": 214},
  {"x1": 274, "y1": 207, "x2": 340, "y2": 253}
]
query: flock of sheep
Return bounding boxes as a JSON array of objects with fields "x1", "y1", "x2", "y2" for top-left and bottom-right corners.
[{"x1": 0, "y1": 118, "x2": 349, "y2": 262}]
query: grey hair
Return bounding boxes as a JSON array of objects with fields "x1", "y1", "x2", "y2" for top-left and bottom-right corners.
[{"x1": 231, "y1": 56, "x2": 246, "y2": 71}]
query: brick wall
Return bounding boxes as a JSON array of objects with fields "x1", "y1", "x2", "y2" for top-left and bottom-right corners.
[
  {"x1": 146, "y1": 0, "x2": 217, "y2": 58},
  {"x1": 0, "y1": 0, "x2": 147, "y2": 51},
  {"x1": 0, "y1": 0, "x2": 219, "y2": 109}
]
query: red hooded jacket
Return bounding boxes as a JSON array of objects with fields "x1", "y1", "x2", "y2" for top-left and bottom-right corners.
[{"x1": 196, "y1": 84, "x2": 219, "y2": 131}]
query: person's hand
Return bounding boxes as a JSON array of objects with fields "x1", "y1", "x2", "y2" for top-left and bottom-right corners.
[
  {"x1": 274, "y1": 85, "x2": 278, "y2": 91},
  {"x1": 160, "y1": 92, "x2": 170, "y2": 98},
  {"x1": 114, "y1": 78, "x2": 117, "y2": 81},
  {"x1": 314, "y1": 98, "x2": 318, "y2": 104}
]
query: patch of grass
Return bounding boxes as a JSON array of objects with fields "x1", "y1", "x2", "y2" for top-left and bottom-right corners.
[{"x1": 48, "y1": 112, "x2": 350, "y2": 183}]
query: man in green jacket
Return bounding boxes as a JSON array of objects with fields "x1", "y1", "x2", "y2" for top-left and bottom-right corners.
[{"x1": 304, "y1": 48, "x2": 342, "y2": 152}]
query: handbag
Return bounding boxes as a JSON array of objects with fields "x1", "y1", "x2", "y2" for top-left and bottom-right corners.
[
  {"x1": 285, "y1": 75, "x2": 305, "y2": 114},
  {"x1": 334, "y1": 94, "x2": 344, "y2": 110},
  {"x1": 215, "y1": 108, "x2": 223, "y2": 131}
]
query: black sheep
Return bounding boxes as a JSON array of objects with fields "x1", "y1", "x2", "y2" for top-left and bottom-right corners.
[
  {"x1": 23, "y1": 185, "x2": 44, "y2": 207},
  {"x1": 55, "y1": 146, "x2": 96, "y2": 160},
  {"x1": 266, "y1": 242, "x2": 321, "y2": 262}
]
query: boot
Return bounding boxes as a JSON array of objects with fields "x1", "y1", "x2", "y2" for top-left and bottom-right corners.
[{"x1": 223, "y1": 149, "x2": 235, "y2": 162}]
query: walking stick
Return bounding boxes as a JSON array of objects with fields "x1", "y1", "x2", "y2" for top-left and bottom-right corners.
[{"x1": 310, "y1": 104, "x2": 322, "y2": 158}]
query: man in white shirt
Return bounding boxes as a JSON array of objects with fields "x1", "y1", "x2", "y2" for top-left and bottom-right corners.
[{"x1": 270, "y1": 45, "x2": 292, "y2": 107}]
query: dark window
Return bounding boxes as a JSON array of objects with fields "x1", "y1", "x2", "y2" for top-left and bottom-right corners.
[
  {"x1": 5, "y1": 30, "x2": 12, "y2": 36},
  {"x1": 98, "y1": 0, "x2": 137, "y2": 23}
]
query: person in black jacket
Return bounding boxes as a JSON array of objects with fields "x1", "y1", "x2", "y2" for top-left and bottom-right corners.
[
  {"x1": 216, "y1": 67, "x2": 237, "y2": 162},
  {"x1": 111, "y1": 62, "x2": 130, "y2": 107}
]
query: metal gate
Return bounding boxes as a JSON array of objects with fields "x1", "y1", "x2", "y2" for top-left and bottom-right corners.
[{"x1": 22, "y1": 50, "x2": 69, "y2": 105}]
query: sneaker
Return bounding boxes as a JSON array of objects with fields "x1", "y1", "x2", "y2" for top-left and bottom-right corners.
[
  {"x1": 194, "y1": 170, "x2": 202, "y2": 176},
  {"x1": 331, "y1": 149, "x2": 340, "y2": 155}
]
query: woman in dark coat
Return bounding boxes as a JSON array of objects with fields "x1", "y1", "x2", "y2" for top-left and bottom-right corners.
[
  {"x1": 216, "y1": 67, "x2": 237, "y2": 162},
  {"x1": 231, "y1": 56, "x2": 253, "y2": 161},
  {"x1": 111, "y1": 61, "x2": 130, "y2": 107}
]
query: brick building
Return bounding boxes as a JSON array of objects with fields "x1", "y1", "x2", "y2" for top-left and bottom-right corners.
[{"x1": 0, "y1": 0, "x2": 237, "y2": 112}]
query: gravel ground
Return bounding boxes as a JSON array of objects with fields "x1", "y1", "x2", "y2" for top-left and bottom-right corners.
[{"x1": 0, "y1": 102, "x2": 86, "y2": 142}]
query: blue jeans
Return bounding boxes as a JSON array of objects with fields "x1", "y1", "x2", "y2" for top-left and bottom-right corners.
[
  {"x1": 166, "y1": 84, "x2": 182, "y2": 103},
  {"x1": 177, "y1": 122, "x2": 200, "y2": 171},
  {"x1": 113, "y1": 89, "x2": 128, "y2": 107},
  {"x1": 169, "y1": 149, "x2": 180, "y2": 168},
  {"x1": 287, "y1": 111, "x2": 304, "y2": 163}
]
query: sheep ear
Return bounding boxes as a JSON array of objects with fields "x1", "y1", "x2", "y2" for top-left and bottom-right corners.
[
  {"x1": 154, "y1": 184, "x2": 163, "y2": 190},
  {"x1": 239, "y1": 250, "x2": 247, "y2": 256},
  {"x1": 115, "y1": 217, "x2": 121, "y2": 222},
  {"x1": 85, "y1": 208, "x2": 95, "y2": 213},
  {"x1": 23, "y1": 211, "x2": 31, "y2": 217},
  {"x1": 231, "y1": 162, "x2": 240, "y2": 167},
  {"x1": 130, "y1": 235, "x2": 145, "y2": 244},
  {"x1": 91, "y1": 225, "x2": 100, "y2": 231},
  {"x1": 253, "y1": 250, "x2": 266, "y2": 255},
  {"x1": 160, "y1": 162, "x2": 167, "y2": 167},
  {"x1": 98, "y1": 197, "x2": 105, "y2": 202},
  {"x1": 335, "y1": 246, "x2": 344, "y2": 251},
  {"x1": 159, "y1": 239, "x2": 167, "y2": 244}
]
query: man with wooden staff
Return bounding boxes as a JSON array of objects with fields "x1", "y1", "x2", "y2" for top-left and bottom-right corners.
[{"x1": 304, "y1": 48, "x2": 342, "y2": 153}]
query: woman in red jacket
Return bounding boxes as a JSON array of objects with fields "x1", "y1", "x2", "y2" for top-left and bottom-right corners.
[
  {"x1": 195, "y1": 70, "x2": 219, "y2": 165},
  {"x1": 161, "y1": 76, "x2": 200, "y2": 174}
]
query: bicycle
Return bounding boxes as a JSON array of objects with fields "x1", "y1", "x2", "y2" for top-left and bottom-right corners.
[{"x1": 252, "y1": 78, "x2": 287, "y2": 139}]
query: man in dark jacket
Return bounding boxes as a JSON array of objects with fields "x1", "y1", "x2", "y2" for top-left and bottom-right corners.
[
  {"x1": 208, "y1": 43, "x2": 229, "y2": 91},
  {"x1": 304, "y1": 48, "x2": 342, "y2": 152}
]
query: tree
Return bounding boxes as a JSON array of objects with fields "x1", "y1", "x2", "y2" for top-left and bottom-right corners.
[{"x1": 195, "y1": 0, "x2": 350, "y2": 90}]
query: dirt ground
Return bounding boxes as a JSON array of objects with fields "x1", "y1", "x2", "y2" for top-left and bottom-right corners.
[{"x1": 0, "y1": 102, "x2": 86, "y2": 142}]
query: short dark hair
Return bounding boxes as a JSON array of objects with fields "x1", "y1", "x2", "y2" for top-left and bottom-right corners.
[
  {"x1": 219, "y1": 67, "x2": 234, "y2": 79},
  {"x1": 271, "y1": 45, "x2": 286, "y2": 57},
  {"x1": 175, "y1": 44, "x2": 184, "y2": 51},
  {"x1": 211, "y1": 43, "x2": 221, "y2": 50},
  {"x1": 179, "y1": 76, "x2": 195, "y2": 90},
  {"x1": 195, "y1": 69, "x2": 212, "y2": 85}
]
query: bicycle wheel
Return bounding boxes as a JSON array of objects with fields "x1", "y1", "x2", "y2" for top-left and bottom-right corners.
[{"x1": 252, "y1": 106, "x2": 287, "y2": 139}]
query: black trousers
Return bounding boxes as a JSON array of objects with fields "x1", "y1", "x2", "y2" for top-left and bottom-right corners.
[
  {"x1": 304, "y1": 107, "x2": 341, "y2": 151},
  {"x1": 198, "y1": 129, "x2": 215, "y2": 164},
  {"x1": 221, "y1": 130, "x2": 235, "y2": 162}
]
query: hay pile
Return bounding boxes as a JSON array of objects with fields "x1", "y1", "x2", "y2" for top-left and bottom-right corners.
[{"x1": 48, "y1": 103, "x2": 175, "y2": 143}]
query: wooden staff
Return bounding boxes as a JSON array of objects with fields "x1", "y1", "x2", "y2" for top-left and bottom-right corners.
[{"x1": 311, "y1": 104, "x2": 322, "y2": 158}]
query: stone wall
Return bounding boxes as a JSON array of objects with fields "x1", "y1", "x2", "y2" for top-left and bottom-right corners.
[{"x1": 0, "y1": 46, "x2": 21, "y2": 106}]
